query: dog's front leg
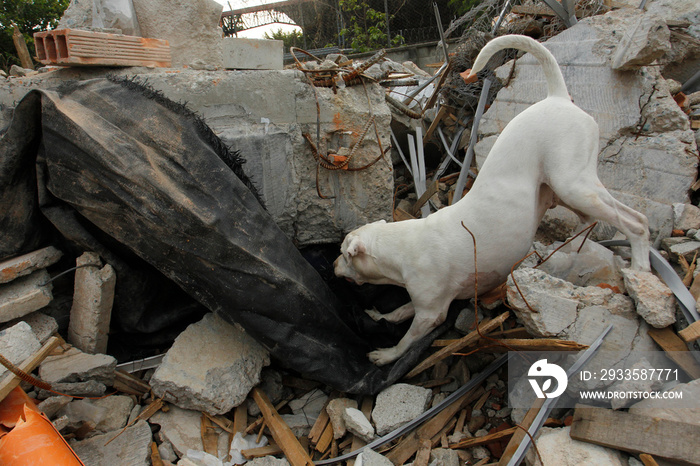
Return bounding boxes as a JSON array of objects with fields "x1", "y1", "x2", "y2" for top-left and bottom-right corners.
[
  {"x1": 368, "y1": 303, "x2": 449, "y2": 366},
  {"x1": 366, "y1": 302, "x2": 415, "y2": 323}
]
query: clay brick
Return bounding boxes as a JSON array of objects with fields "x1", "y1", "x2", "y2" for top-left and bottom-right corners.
[{"x1": 34, "y1": 29, "x2": 171, "y2": 67}]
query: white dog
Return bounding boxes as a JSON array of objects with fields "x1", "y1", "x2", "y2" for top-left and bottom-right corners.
[{"x1": 334, "y1": 35, "x2": 651, "y2": 366}]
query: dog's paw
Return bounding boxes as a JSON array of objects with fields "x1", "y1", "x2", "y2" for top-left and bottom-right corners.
[
  {"x1": 368, "y1": 348, "x2": 397, "y2": 366},
  {"x1": 365, "y1": 308, "x2": 384, "y2": 321}
]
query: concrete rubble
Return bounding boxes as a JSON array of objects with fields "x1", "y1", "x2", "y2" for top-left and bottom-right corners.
[{"x1": 1, "y1": 0, "x2": 700, "y2": 465}]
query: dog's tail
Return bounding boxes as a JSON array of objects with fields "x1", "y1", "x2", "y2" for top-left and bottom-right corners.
[{"x1": 469, "y1": 35, "x2": 569, "y2": 99}]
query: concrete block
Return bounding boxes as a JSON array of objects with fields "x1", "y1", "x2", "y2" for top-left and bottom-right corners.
[
  {"x1": 37, "y1": 395, "x2": 72, "y2": 419},
  {"x1": 357, "y1": 448, "x2": 393, "y2": 466},
  {"x1": 612, "y1": 12, "x2": 671, "y2": 70},
  {"x1": 150, "y1": 312, "x2": 270, "y2": 415},
  {"x1": 38, "y1": 346, "x2": 117, "y2": 385},
  {"x1": 58, "y1": 396, "x2": 134, "y2": 433},
  {"x1": 70, "y1": 420, "x2": 152, "y2": 466},
  {"x1": 131, "y1": 0, "x2": 224, "y2": 69},
  {"x1": 67, "y1": 252, "x2": 116, "y2": 354},
  {"x1": 34, "y1": 29, "x2": 171, "y2": 67},
  {"x1": 622, "y1": 268, "x2": 676, "y2": 328},
  {"x1": 248, "y1": 457, "x2": 290, "y2": 466},
  {"x1": 289, "y1": 388, "x2": 328, "y2": 420},
  {"x1": 0, "y1": 321, "x2": 41, "y2": 380},
  {"x1": 0, "y1": 246, "x2": 62, "y2": 284},
  {"x1": 372, "y1": 383, "x2": 432, "y2": 436},
  {"x1": 673, "y1": 203, "x2": 700, "y2": 231},
  {"x1": 430, "y1": 448, "x2": 461, "y2": 466},
  {"x1": 222, "y1": 38, "x2": 283, "y2": 70},
  {"x1": 0, "y1": 269, "x2": 53, "y2": 323},
  {"x1": 37, "y1": 380, "x2": 107, "y2": 399},
  {"x1": 17, "y1": 311, "x2": 59, "y2": 343}
]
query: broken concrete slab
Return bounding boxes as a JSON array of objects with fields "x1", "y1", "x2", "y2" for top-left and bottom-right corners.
[
  {"x1": 38, "y1": 346, "x2": 117, "y2": 386},
  {"x1": 661, "y1": 236, "x2": 700, "y2": 262},
  {"x1": 37, "y1": 380, "x2": 107, "y2": 399},
  {"x1": 537, "y1": 237, "x2": 627, "y2": 290},
  {"x1": 343, "y1": 407, "x2": 375, "y2": 443},
  {"x1": 247, "y1": 457, "x2": 290, "y2": 466},
  {"x1": 0, "y1": 321, "x2": 41, "y2": 379},
  {"x1": 622, "y1": 268, "x2": 676, "y2": 328},
  {"x1": 430, "y1": 448, "x2": 461, "y2": 466},
  {"x1": 222, "y1": 38, "x2": 283, "y2": 70},
  {"x1": 289, "y1": 388, "x2": 328, "y2": 420},
  {"x1": 131, "y1": 0, "x2": 224, "y2": 69},
  {"x1": 0, "y1": 246, "x2": 62, "y2": 284},
  {"x1": 67, "y1": 252, "x2": 116, "y2": 354},
  {"x1": 69, "y1": 419, "x2": 152, "y2": 466},
  {"x1": 326, "y1": 397, "x2": 358, "y2": 439},
  {"x1": 15, "y1": 311, "x2": 59, "y2": 343},
  {"x1": 609, "y1": 357, "x2": 665, "y2": 410},
  {"x1": 372, "y1": 383, "x2": 432, "y2": 436},
  {"x1": 525, "y1": 426, "x2": 626, "y2": 466},
  {"x1": 150, "y1": 312, "x2": 269, "y2": 416},
  {"x1": 0, "y1": 269, "x2": 53, "y2": 323},
  {"x1": 673, "y1": 202, "x2": 700, "y2": 231},
  {"x1": 150, "y1": 405, "x2": 207, "y2": 456},
  {"x1": 37, "y1": 395, "x2": 72, "y2": 419},
  {"x1": 611, "y1": 11, "x2": 671, "y2": 70},
  {"x1": 475, "y1": 10, "x2": 698, "y2": 244}
]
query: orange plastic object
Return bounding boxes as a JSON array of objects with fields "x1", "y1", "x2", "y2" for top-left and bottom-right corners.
[
  {"x1": 0, "y1": 386, "x2": 40, "y2": 429},
  {"x1": 0, "y1": 405, "x2": 85, "y2": 466}
]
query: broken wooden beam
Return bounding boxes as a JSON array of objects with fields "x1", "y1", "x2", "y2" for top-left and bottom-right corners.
[
  {"x1": 449, "y1": 426, "x2": 517, "y2": 449},
  {"x1": 647, "y1": 326, "x2": 700, "y2": 379},
  {"x1": 570, "y1": 404, "x2": 700, "y2": 465},
  {"x1": 406, "y1": 311, "x2": 510, "y2": 378},
  {"x1": 411, "y1": 180, "x2": 440, "y2": 217},
  {"x1": 497, "y1": 398, "x2": 546, "y2": 466},
  {"x1": 251, "y1": 388, "x2": 314, "y2": 466},
  {"x1": 678, "y1": 320, "x2": 700, "y2": 343}
]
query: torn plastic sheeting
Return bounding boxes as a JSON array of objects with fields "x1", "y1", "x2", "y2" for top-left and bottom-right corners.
[{"x1": 0, "y1": 78, "x2": 440, "y2": 395}]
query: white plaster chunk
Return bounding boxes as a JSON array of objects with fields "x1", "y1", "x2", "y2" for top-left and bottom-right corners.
[
  {"x1": 371, "y1": 383, "x2": 432, "y2": 436},
  {"x1": 429, "y1": 448, "x2": 461, "y2": 466},
  {"x1": 357, "y1": 447, "x2": 393, "y2": 466},
  {"x1": 150, "y1": 312, "x2": 269, "y2": 415},
  {"x1": 343, "y1": 407, "x2": 375, "y2": 443},
  {"x1": 151, "y1": 405, "x2": 205, "y2": 456},
  {"x1": 622, "y1": 268, "x2": 676, "y2": 328}
]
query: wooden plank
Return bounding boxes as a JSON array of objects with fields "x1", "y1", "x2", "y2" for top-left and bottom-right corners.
[
  {"x1": 394, "y1": 207, "x2": 416, "y2": 222},
  {"x1": 251, "y1": 388, "x2": 314, "y2": 466},
  {"x1": 243, "y1": 444, "x2": 284, "y2": 459},
  {"x1": 406, "y1": 311, "x2": 510, "y2": 379},
  {"x1": 233, "y1": 403, "x2": 248, "y2": 434},
  {"x1": 411, "y1": 180, "x2": 440, "y2": 217},
  {"x1": 497, "y1": 398, "x2": 546, "y2": 466},
  {"x1": 639, "y1": 453, "x2": 660, "y2": 466},
  {"x1": 450, "y1": 426, "x2": 517, "y2": 449},
  {"x1": 386, "y1": 387, "x2": 483, "y2": 465},
  {"x1": 113, "y1": 369, "x2": 151, "y2": 397},
  {"x1": 678, "y1": 320, "x2": 700, "y2": 343},
  {"x1": 315, "y1": 422, "x2": 334, "y2": 454},
  {"x1": 201, "y1": 414, "x2": 219, "y2": 456},
  {"x1": 423, "y1": 63, "x2": 452, "y2": 111},
  {"x1": 423, "y1": 106, "x2": 448, "y2": 145},
  {"x1": 12, "y1": 23, "x2": 34, "y2": 69},
  {"x1": 570, "y1": 404, "x2": 700, "y2": 465},
  {"x1": 0, "y1": 336, "x2": 60, "y2": 402},
  {"x1": 647, "y1": 327, "x2": 700, "y2": 379},
  {"x1": 308, "y1": 401, "x2": 331, "y2": 446},
  {"x1": 414, "y1": 439, "x2": 432, "y2": 466},
  {"x1": 432, "y1": 338, "x2": 586, "y2": 352}
]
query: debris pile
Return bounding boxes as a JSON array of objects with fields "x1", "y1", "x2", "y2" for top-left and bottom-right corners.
[{"x1": 1, "y1": 0, "x2": 700, "y2": 465}]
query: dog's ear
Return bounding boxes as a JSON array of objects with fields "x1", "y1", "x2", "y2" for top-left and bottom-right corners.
[{"x1": 346, "y1": 236, "x2": 366, "y2": 257}]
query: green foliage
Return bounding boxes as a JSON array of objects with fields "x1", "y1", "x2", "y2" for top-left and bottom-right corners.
[
  {"x1": 264, "y1": 28, "x2": 305, "y2": 52},
  {"x1": 0, "y1": 0, "x2": 69, "y2": 72},
  {"x1": 447, "y1": 0, "x2": 482, "y2": 17},
  {"x1": 339, "y1": 0, "x2": 403, "y2": 53}
]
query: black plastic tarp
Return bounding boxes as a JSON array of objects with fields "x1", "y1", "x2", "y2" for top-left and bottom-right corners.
[{"x1": 0, "y1": 78, "x2": 448, "y2": 394}]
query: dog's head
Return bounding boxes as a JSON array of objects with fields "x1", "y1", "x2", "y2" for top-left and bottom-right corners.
[{"x1": 334, "y1": 220, "x2": 386, "y2": 285}]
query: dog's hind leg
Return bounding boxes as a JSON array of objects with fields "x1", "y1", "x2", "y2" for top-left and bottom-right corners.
[
  {"x1": 366, "y1": 302, "x2": 415, "y2": 323},
  {"x1": 552, "y1": 178, "x2": 650, "y2": 271}
]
